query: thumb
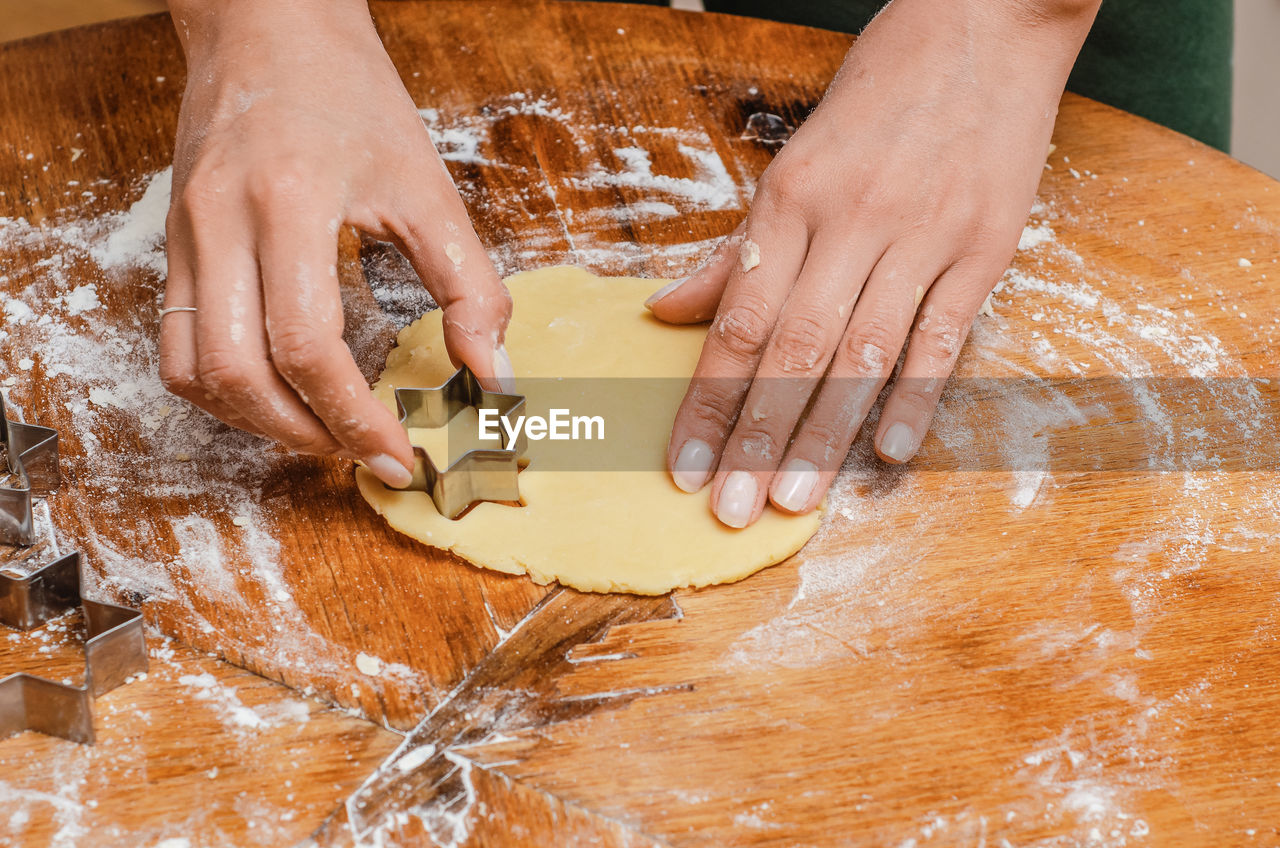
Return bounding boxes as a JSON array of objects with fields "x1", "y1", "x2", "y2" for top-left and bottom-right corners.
[{"x1": 645, "y1": 222, "x2": 745, "y2": 325}]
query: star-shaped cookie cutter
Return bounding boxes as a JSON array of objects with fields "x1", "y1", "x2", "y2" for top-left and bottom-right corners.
[
  {"x1": 391, "y1": 366, "x2": 527, "y2": 519},
  {"x1": 0, "y1": 551, "x2": 148, "y2": 744},
  {"x1": 0, "y1": 393, "x2": 60, "y2": 546}
]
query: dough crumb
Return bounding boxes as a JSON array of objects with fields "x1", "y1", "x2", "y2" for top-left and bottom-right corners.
[
  {"x1": 1239, "y1": 257, "x2": 1253, "y2": 268},
  {"x1": 914, "y1": 285, "x2": 925, "y2": 307},
  {"x1": 739, "y1": 239, "x2": 761, "y2": 273},
  {"x1": 231, "y1": 516, "x2": 250, "y2": 527},
  {"x1": 355, "y1": 652, "x2": 383, "y2": 676},
  {"x1": 445, "y1": 242, "x2": 465, "y2": 270},
  {"x1": 979, "y1": 294, "x2": 997, "y2": 318},
  {"x1": 396, "y1": 744, "x2": 437, "y2": 773}
]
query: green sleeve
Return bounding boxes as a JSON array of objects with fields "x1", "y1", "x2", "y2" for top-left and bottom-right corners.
[{"x1": 1068, "y1": 1, "x2": 1232, "y2": 150}]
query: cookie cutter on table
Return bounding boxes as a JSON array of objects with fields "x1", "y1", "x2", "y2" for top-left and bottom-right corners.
[
  {"x1": 391, "y1": 366, "x2": 528, "y2": 520},
  {"x1": 0, "y1": 393, "x2": 60, "y2": 546},
  {"x1": 0, "y1": 552, "x2": 148, "y2": 744}
]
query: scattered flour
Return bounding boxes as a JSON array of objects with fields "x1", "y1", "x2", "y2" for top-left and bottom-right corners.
[
  {"x1": 719, "y1": 195, "x2": 1278, "y2": 848},
  {"x1": 0, "y1": 631, "x2": 336, "y2": 846},
  {"x1": 63, "y1": 284, "x2": 101, "y2": 316},
  {"x1": 1018, "y1": 222, "x2": 1056, "y2": 252},
  {"x1": 0, "y1": 167, "x2": 436, "y2": 731},
  {"x1": 90, "y1": 167, "x2": 171, "y2": 275},
  {"x1": 177, "y1": 670, "x2": 311, "y2": 732},
  {"x1": 580, "y1": 144, "x2": 740, "y2": 210},
  {"x1": 3, "y1": 297, "x2": 34, "y2": 324},
  {"x1": 416, "y1": 94, "x2": 754, "y2": 278},
  {"x1": 3, "y1": 87, "x2": 1276, "y2": 848}
]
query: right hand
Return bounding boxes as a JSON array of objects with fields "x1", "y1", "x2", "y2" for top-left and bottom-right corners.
[{"x1": 159, "y1": 0, "x2": 513, "y2": 488}]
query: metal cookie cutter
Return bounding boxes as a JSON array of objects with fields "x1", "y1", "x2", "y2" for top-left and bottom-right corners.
[
  {"x1": 392, "y1": 366, "x2": 527, "y2": 519},
  {"x1": 0, "y1": 552, "x2": 148, "y2": 744},
  {"x1": 0, "y1": 393, "x2": 60, "y2": 546}
]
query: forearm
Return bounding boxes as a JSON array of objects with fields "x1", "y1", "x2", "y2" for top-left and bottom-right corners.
[
  {"x1": 988, "y1": 0, "x2": 1102, "y2": 83},
  {"x1": 825, "y1": 0, "x2": 1101, "y2": 156}
]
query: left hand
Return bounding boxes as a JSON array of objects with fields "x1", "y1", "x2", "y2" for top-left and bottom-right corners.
[{"x1": 646, "y1": 0, "x2": 1100, "y2": 527}]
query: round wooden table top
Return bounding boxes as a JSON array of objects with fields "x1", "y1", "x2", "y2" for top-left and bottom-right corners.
[{"x1": 2, "y1": 2, "x2": 1279, "y2": 846}]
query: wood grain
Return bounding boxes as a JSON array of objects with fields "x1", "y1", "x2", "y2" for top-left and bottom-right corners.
[
  {"x1": 0, "y1": 614, "x2": 399, "y2": 845},
  {"x1": 0, "y1": 0, "x2": 166, "y2": 43},
  {"x1": 1, "y1": 2, "x2": 1278, "y2": 846}
]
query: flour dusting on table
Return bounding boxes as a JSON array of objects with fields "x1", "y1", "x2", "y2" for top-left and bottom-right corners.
[
  {"x1": 0, "y1": 95, "x2": 759, "y2": 739},
  {"x1": 1, "y1": 167, "x2": 434, "y2": 727},
  {"x1": 717, "y1": 194, "x2": 1280, "y2": 844},
  {"x1": 4, "y1": 89, "x2": 1279, "y2": 848},
  {"x1": 418, "y1": 94, "x2": 753, "y2": 277}
]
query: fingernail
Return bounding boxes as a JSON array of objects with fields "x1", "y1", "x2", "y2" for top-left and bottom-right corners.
[
  {"x1": 716, "y1": 470, "x2": 757, "y2": 529},
  {"x1": 644, "y1": 277, "x2": 688, "y2": 310},
  {"x1": 492, "y1": 344, "x2": 516, "y2": 393},
  {"x1": 772, "y1": 459, "x2": 818, "y2": 512},
  {"x1": 880, "y1": 422, "x2": 916, "y2": 463},
  {"x1": 366, "y1": 453, "x2": 413, "y2": 489},
  {"x1": 672, "y1": 439, "x2": 713, "y2": 492}
]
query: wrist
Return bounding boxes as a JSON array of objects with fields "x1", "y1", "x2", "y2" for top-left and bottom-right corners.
[
  {"x1": 166, "y1": 0, "x2": 375, "y2": 62},
  {"x1": 856, "y1": 0, "x2": 1098, "y2": 101},
  {"x1": 966, "y1": 0, "x2": 1101, "y2": 80}
]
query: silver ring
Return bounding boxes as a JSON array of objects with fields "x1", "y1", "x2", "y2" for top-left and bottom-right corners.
[{"x1": 158, "y1": 306, "x2": 198, "y2": 318}]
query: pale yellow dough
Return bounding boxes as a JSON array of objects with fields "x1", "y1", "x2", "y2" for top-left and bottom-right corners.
[{"x1": 356, "y1": 266, "x2": 821, "y2": 595}]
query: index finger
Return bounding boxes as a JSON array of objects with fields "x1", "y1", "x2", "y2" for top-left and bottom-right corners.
[
  {"x1": 257, "y1": 208, "x2": 415, "y2": 487},
  {"x1": 665, "y1": 214, "x2": 809, "y2": 494},
  {"x1": 391, "y1": 188, "x2": 514, "y2": 392}
]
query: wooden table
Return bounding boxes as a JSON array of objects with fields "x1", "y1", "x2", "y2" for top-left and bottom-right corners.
[{"x1": 2, "y1": 2, "x2": 1279, "y2": 845}]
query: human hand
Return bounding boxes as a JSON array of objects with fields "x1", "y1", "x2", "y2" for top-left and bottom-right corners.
[
  {"x1": 159, "y1": 0, "x2": 512, "y2": 488},
  {"x1": 647, "y1": 0, "x2": 1100, "y2": 527}
]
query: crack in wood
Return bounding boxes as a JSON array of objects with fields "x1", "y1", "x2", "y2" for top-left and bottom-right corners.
[{"x1": 306, "y1": 586, "x2": 682, "y2": 845}]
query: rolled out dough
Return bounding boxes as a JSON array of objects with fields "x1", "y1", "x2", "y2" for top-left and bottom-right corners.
[{"x1": 356, "y1": 266, "x2": 821, "y2": 594}]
